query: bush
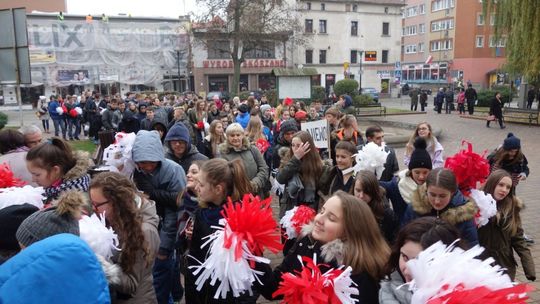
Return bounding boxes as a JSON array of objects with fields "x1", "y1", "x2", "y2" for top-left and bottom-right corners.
[
  {"x1": 477, "y1": 87, "x2": 512, "y2": 107},
  {"x1": 333, "y1": 79, "x2": 359, "y2": 97},
  {"x1": 311, "y1": 86, "x2": 326, "y2": 102},
  {"x1": 352, "y1": 94, "x2": 375, "y2": 107},
  {"x1": 0, "y1": 111, "x2": 7, "y2": 129},
  {"x1": 238, "y1": 91, "x2": 251, "y2": 101},
  {"x1": 266, "y1": 89, "x2": 278, "y2": 107}
]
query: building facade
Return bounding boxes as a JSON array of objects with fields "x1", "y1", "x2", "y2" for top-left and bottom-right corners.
[
  {"x1": 292, "y1": 0, "x2": 405, "y2": 95},
  {"x1": 400, "y1": 0, "x2": 505, "y2": 89}
]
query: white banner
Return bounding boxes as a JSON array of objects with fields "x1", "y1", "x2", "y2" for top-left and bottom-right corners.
[{"x1": 301, "y1": 120, "x2": 329, "y2": 149}]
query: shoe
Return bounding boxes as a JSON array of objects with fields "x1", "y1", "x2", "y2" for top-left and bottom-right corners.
[
  {"x1": 524, "y1": 234, "x2": 534, "y2": 244},
  {"x1": 75, "y1": 137, "x2": 80, "y2": 141},
  {"x1": 501, "y1": 126, "x2": 506, "y2": 129}
]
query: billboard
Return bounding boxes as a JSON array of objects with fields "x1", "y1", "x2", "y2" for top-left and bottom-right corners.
[{"x1": 57, "y1": 70, "x2": 90, "y2": 84}]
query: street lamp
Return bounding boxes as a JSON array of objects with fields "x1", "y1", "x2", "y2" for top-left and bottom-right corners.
[{"x1": 358, "y1": 50, "x2": 364, "y2": 93}]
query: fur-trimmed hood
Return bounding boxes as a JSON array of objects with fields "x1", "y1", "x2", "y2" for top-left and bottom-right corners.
[
  {"x1": 411, "y1": 184, "x2": 478, "y2": 225},
  {"x1": 217, "y1": 136, "x2": 251, "y2": 154},
  {"x1": 64, "y1": 150, "x2": 93, "y2": 181},
  {"x1": 300, "y1": 221, "x2": 345, "y2": 265}
]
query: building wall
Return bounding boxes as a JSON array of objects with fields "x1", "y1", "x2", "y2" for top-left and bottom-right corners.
[
  {"x1": 0, "y1": 0, "x2": 66, "y2": 12},
  {"x1": 401, "y1": 0, "x2": 428, "y2": 63}
]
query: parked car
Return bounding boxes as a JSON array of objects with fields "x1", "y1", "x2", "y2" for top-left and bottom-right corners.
[
  {"x1": 362, "y1": 87, "x2": 379, "y2": 102},
  {"x1": 206, "y1": 91, "x2": 230, "y2": 102}
]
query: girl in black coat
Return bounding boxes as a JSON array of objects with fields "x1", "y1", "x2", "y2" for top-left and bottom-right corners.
[
  {"x1": 487, "y1": 91, "x2": 505, "y2": 129},
  {"x1": 256, "y1": 191, "x2": 390, "y2": 304}
]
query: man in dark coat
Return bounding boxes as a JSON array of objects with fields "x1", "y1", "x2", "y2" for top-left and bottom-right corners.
[
  {"x1": 164, "y1": 122, "x2": 208, "y2": 172},
  {"x1": 465, "y1": 84, "x2": 478, "y2": 115}
]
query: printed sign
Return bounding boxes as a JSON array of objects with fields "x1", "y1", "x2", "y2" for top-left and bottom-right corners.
[
  {"x1": 364, "y1": 51, "x2": 377, "y2": 62},
  {"x1": 301, "y1": 119, "x2": 329, "y2": 149}
]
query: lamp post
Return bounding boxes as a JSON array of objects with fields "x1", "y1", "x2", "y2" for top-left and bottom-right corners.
[
  {"x1": 358, "y1": 50, "x2": 364, "y2": 93},
  {"x1": 176, "y1": 50, "x2": 182, "y2": 92}
]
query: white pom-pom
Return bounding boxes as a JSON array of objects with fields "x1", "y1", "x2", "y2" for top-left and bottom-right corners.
[
  {"x1": 75, "y1": 107, "x2": 83, "y2": 115},
  {"x1": 280, "y1": 206, "x2": 298, "y2": 239},
  {"x1": 102, "y1": 132, "x2": 137, "y2": 176},
  {"x1": 469, "y1": 189, "x2": 497, "y2": 227},
  {"x1": 100, "y1": 108, "x2": 107, "y2": 115},
  {"x1": 79, "y1": 212, "x2": 120, "y2": 261},
  {"x1": 271, "y1": 178, "x2": 285, "y2": 196},
  {"x1": 353, "y1": 142, "x2": 390, "y2": 179},
  {"x1": 327, "y1": 266, "x2": 359, "y2": 304},
  {"x1": 0, "y1": 186, "x2": 44, "y2": 210},
  {"x1": 189, "y1": 220, "x2": 269, "y2": 299},
  {"x1": 56, "y1": 107, "x2": 64, "y2": 115},
  {"x1": 408, "y1": 241, "x2": 513, "y2": 304}
]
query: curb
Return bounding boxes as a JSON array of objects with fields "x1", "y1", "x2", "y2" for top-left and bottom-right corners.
[{"x1": 459, "y1": 114, "x2": 540, "y2": 127}]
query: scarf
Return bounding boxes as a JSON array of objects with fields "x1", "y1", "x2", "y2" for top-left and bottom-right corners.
[
  {"x1": 44, "y1": 174, "x2": 90, "y2": 203},
  {"x1": 397, "y1": 170, "x2": 418, "y2": 204}
]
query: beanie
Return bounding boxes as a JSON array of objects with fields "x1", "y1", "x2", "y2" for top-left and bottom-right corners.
[
  {"x1": 165, "y1": 122, "x2": 191, "y2": 148},
  {"x1": 0, "y1": 204, "x2": 39, "y2": 251},
  {"x1": 503, "y1": 133, "x2": 520, "y2": 150},
  {"x1": 295, "y1": 110, "x2": 308, "y2": 121},
  {"x1": 408, "y1": 137, "x2": 433, "y2": 170},
  {"x1": 260, "y1": 104, "x2": 271, "y2": 115},
  {"x1": 280, "y1": 119, "x2": 299, "y2": 135},
  {"x1": 16, "y1": 191, "x2": 84, "y2": 247}
]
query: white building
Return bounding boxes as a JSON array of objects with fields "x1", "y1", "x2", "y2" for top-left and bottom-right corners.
[{"x1": 291, "y1": 0, "x2": 405, "y2": 95}]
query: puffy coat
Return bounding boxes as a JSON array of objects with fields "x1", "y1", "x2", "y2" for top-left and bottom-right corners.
[{"x1": 379, "y1": 271, "x2": 412, "y2": 304}]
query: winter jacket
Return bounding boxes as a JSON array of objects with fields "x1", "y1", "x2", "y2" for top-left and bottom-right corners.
[
  {"x1": 152, "y1": 106, "x2": 170, "y2": 126},
  {"x1": 341, "y1": 95, "x2": 355, "y2": 115},
  {"x1": 0, "y1": 149, "x2": 35, "y2": 186},
  {"x1": 235, "y1": 112, "x2": 250, "y2": 129},
  {"x1": 218, "y1": 138, "x2": 269, "y2": 198},
  {"x1": 132, "y1": 130, "x2": 186, "y2": 254},
  {"x1": 465, "y1": 87, "x2": 477, "y2": 102},
  {"x1": 326, "y1": 166, "x2": 355, "y2": 196},
  {"x1": 0, "y1": 233, "x2": 110, "y2": 304},
  {"x1": 489, "y1": 97, "x2": 504, "y2": 119},
  {"x1": 487, "y1": 150, "x2": 529, "y2": 187},
  {"x1": 118, "y1": 110, "x2": 141, "y2": 134},
  {"x1": 165, "y1": 122, "x2": 208, "y2": 173},
  {"x1": 48, "y1": 99, "x2": 63, "y2": 120},
  {"x1": 402, "y1": 184, "x2": 479, "y2": 246},
  {"x1": 477, "y1": 198, "x2": 535, "y2": 281},
  {"x1": 380, "y1": 170, "x2": 418, "y2": 223},
  {"x1": 256, "y1": 226, "x2": 380, "y2": 304},
  {"x1": 110, "y1": 198, "x2": 161, "y2": 304},
  {"x1": 379, "y1": 271, "x2": 412, "y2": 304},
  {"x1": 102, "y1": 106, "x2": 122, "y2": 130}
]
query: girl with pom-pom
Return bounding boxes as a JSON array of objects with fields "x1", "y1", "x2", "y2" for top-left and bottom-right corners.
[
  {"x1": 89, "y1": 172, "x2": 160, "y2": 303},
  {"x1": 401, "y1": 168, "x2": 479, "y2": 246},
  {"x1": 379, "y1": 217, "x2": 465, "y2": 304},
  {"x1": 380, "y1": 137, "x2": 433, "y2": 223},
  {"x1": 184, "y1": 158, "x2": 256, "y2": 304},
  {"x1": 26, "y1": 137, "x2": 92, "y2": 209},
  {"x1": 404, "y1": 122, "x2": 444, "y2": 169},
  {"x1": 257, "y1": 191, "x2": 390, "y2": 304},
  {"x1": 354, "y1": 170, "x2": 398, "y2": 244},
  {"x1": 477, "y1": 170, "x2": 535, "y2": 282}
]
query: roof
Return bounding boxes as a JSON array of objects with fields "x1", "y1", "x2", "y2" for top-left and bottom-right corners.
[
  {"x1": 298, "y1": 0, "x2": 405, "y2": 5},
  {"x1": 272, "y1": 68, "x2": 319, "y2": 77}
]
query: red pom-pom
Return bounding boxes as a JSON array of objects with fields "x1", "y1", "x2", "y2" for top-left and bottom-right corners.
[
  {"x1": 197, "y1": 121, "x2": 205, "y2": 130},
  {"x1": 444, "y1": 141, "x2": 490, "y2": 196},
  {"x1": 427, "y1": 283, "x2": 532, "y2": 304},
  {"x1": 221, "y1": 194, "x2": 283, "y2": 260},
  {"x1": 0, "y1": 163, "x2": 26, "y2": 188},
  {"x1": 291, "y1": 205, "x2": 316, "y2": 236},
  {"x1": 256, "y1": 138, "x2": 270, "y2": 154}
]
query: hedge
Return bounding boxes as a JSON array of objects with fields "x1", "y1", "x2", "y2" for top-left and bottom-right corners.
[
  {"x1": 476, "y1": 86, "x2": 512, "y2": 107},
  {"x1": 311, "y1": 86, "x2": 326, "y2": 102},
  {"x1": 353, "y1": 94, "x2": 376, "y2": 107},
  {"x1": 0, "y1": 111, "x2": 7, "y2": 129},
  {"x1": 333, "y1": 79, "x2": 359, "y2": 97}
]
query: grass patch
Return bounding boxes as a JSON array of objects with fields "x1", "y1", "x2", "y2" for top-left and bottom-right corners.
[
  {"x1": 69, "y1": 140, "x2": 97, "y2": 154},
  {"x1": 386, "y1": 108, "x2": 412, "y2": 114}
]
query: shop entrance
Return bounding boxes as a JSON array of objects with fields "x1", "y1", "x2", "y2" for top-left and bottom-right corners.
[{"x1": 209, "y1": 75, "x2": 229, "y2": 92}]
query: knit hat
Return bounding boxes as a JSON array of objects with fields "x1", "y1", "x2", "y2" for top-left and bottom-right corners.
[
  {"x1": 260, "y1": 104, "x2": 271, "y2": 115},
  {"x1": 16, "y1": 191, "x2": 85, "y2": 247},
  {"x1": 165, "y1": 122, "x2": 191, "y2": 149},
  {"x1": 409, "y1": 137, "x2": 432, "y2": 170},
  {"x1": 503, "y1": 133, "x2": 520, "y2": 150},
  {"x1": 238, "y1": 104, "x2": 249, "y2": 113},
  {"x1": 0, "y1": 204, "x2": 39, "y2": 251},
  {"x1": 295, "y1": 110, "x2": 308, "y2": 121},
  {"x1": 280, "y1": 119, "x2": 299, "y2": 134}
]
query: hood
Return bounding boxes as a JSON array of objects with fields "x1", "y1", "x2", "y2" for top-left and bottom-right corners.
[
  {"x1": 121, "y1": 110, "x2": 136, "y2": 122},
  {"x1": 0, "y1": 233, "x2": 110, "y2": 303},
  {"x1": 165, "y1": 122, "x2": 191, "y2": 150},
  {"x1": 343, "y1": 95, "x2": 353, "y2": 108},
  {"x1": 411, "y1": 184, "x2": 478, "y2": 225},
  {"x1": 300, "y1": 222, "x2": 345, "y2": 264},
  {"x1": 218, "y1": 137, "x2": 251, "y2": 154},
  {"x1": 132, "y1": 130, "x2": 165, "y2": 163},
  {"x1": 64, "y1": 150, "x2": 92, "y2": 181}
]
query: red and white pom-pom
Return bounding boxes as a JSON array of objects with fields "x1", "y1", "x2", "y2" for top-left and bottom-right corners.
[
  {"x1": 79, "y1": 212, "x2": 120, "y2": 261},
  {"x1": 273, "y1": 255, "x2": 358, "y2": 304},
  {"x1": 0, "y1": 185, "x2": 44, "y2": 210},
  {"x1": 75, "y1": 106, "x2": 83, "y2": 115},
  {"x1": 408, "y1": 241, "x2": 531, "y2": 304},
  {"x1": 56, "y1": 106, "x2": 64, "y2": 115},
  {"x1": 189, "y1": 194, "x2": 283, "y2": 299},
  {"x1": 353, "y1": 142, "x2": 389, "y2": 179},
  {"x1": 256, "y1": 138, "x2": 270, "y2": 154},
  {"x1": 0, "y1": 163, "x2": 26, "y2": 189},
  {"x1": 444, "y1": 141, "x2": 490, "y2": 196},
  {"x1": 103, "y1": 132, "x2": 136, "y2": 176},
  {"x1": 469, "y1": 189, "x2": 497, "y2": 228},
  {"x1": 280, "y1": 205, "x2": 316, "y2": 239}
]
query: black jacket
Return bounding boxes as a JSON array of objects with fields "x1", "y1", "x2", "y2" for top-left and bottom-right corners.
[{"x1": 489, "y1": 97, "x2": 504, "y2": 118}]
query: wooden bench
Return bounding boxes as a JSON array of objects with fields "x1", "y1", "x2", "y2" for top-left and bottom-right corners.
[
  {"x1": 355, "y1": 104, "x2": 387, "y2": 117},
  {"x1": 503, "y1": 107, "x2": 539, "y2": 126}
]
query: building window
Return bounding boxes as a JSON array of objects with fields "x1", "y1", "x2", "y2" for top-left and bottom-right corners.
[
  {"x1": 208, "y1": 40, "x2": 230, "y2": 59},
  {"x1": 382, "y1": 50, "x2": 389, "y2": 63},
  {"x1": 430, "y1": 39, "x2": 453, "y2": 51},
  {"x1": 477, "y1": 14, "x2": 484, "y2": 25},
  {"x1": 419, "y1": 23, "x2": 426, "y2": 34},
  {"x1": 244, "y1": 41, "x2": 276, "y2": 59},
  {"x1": 350, "y1": 50, "x2": 358, "y2": 64},
  {"x1": 405, "y1": 44, "x2": 417, "y2": 54},
  {"x1": 406, "y1": 6, "x2": 418, "y2": 17},
  {"x1": 402, "y1": 25, "x2": 417, "y2": 36},
  {"x1": 490, "y1": 14, "x2": 496, "y2": 25},
  {"x1": 351, "y1": 21, "x2": 358, "y2": 36},
  {"x1": 306, "y1": 2, "x2": 311, "y2": 10},
  {"x1": 352, "y1": 4, "x2": 358, "y2": 12},
  {"x1": 382, "y1": 22, "x2": 390, "y2": 36},
  {"x1": 321, "y1": 3, "x2": 325, "y2": 10},
  {"x1": 432, "y1": 0, "x2": 454, "y2": 12},
  {"x1": 476, "y1": 35, "x2": 484, "y2": 47},
  {"x1": 431, "y1": 19, "x2": 454, "y2": 31},
  {"x1": 419, "y1": 42, "x2": 425, "y2": 52},
  {"x1": 419, "y1": 4, "x2": 426, "y2": 14},
  {"x1": 319, "y1": 20, "x2": 327, "y2": 33},
  {"x1": 305, "y1": 19, "x2": 313, "y2": 33},
  {"x1": 306, "y1": 50, "x2": 313, "y2": 64},
  {"x1": 319, "y1": 50, "x2": 327, "y2": 64},
  {"x1": 489, "y1": 36, "x2": 507, "y2": 47}
]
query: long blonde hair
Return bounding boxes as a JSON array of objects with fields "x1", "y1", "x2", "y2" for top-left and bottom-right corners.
[
  {"x1": 482, "y1": 170, "x2": 522, "y2": 235},
  {"x1": 406, "y1": 122, "x2": 439, "y2": 156},
  {"x1": 208, "y1": 120, "x2": 226, "y2": 156},
  {"x1": 245, "y1": 116, "x2": 266, "y2": 143}
]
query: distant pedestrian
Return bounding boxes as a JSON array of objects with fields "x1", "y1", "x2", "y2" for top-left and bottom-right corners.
[
  {"x1": 409, "y1": 87, "x2": 419, "y2": 111},
  {"x1": 465, "y1": 84, "x2": 477, "y2": 115},
  {"x1": 419, "y1": 89, "x2": 428, "y2": 112},
  {"x1": 37, "y1": 96, "x2": 50, "y2": 133},
  {"x1": 435, "y1": 88, "x2": 445, "y2": 114},
  {"x1": 527, "y1": 86, "x2": 535, "y2": 109},
  {"x1": 445, "y1": 88, "x2": 454, "y2": 114},
  {"x1": 487, "y1": 92, "x2": 505, "y2": 129},
  {"x1": 457, "y1": 88, "x2": 466, "y2": 114}
]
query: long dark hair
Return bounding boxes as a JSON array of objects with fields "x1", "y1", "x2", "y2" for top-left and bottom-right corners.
[
  {"x1": 482, "y1": 170, "x2": 521, "y2": 235},
  {"x1": 354, "y1": 170, "x2": 386, "y2": 222},
  {"x1": 26, "y1": 137, "x2": 76, "y2": 175}
]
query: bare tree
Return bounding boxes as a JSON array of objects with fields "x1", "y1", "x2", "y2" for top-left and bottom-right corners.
[{"x1": 192, "y1": 0, "x2": 305, "y2": 95}]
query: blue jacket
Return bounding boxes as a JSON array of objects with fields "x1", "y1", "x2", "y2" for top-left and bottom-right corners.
[
  {"x1": 0, "y1": 234, "x2": 110, "y2": 304},
  {"x1": 48, "y1": 99, "x2": 63, "y2": 120},
  {"x1": 401, "y1": 185, "x2": 479, "y2": 246},
  {"x1": 236, "y1": 112, "x2": 250, "y2": 129},
  {"x1": 380, "y1": 176, "x2": 409, "y2": 223}
]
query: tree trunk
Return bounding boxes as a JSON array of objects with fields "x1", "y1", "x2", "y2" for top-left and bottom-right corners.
[
  {"x1": 231, "y1": 58, "x2": 241, "y2": 96},
  {"x1": 230, "y1": 1, "x2": 243, "y2": 96}
]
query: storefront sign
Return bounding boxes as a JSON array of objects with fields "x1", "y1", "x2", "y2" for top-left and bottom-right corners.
[
  {"x1": 364, "y1": 51, "x2": 377, "y2": 62},
  {"x1": 202, "y1": 59, "x2": 285, "y2": 69}
]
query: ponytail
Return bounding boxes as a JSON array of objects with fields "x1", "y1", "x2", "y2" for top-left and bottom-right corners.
[
  {"x1": 200, "y1": 158, "x2": 252, "y2": 206},
  {"x1": 228, "y1": 159, "x2": 252, "y2": 201},
  {"x1": 27, "y1": 137, "x2": 76, "y2": 174}
]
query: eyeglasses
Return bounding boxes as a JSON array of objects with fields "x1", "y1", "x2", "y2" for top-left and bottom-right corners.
[
  {"x1": 92, "y1": 200, "x2": 109, "y2": 210},
  {"x1": 418, "y1": 127, "x2": 429, "y2": 131}
]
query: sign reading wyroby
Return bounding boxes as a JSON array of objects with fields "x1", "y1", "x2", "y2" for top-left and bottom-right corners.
[{"x1": 301, "y1": 120, "x2": 330, "y2": 149}]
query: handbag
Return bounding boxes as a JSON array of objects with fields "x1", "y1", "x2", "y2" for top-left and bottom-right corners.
[{"x1": 486, "y1": 115, "x2": 496, "y2": 121}]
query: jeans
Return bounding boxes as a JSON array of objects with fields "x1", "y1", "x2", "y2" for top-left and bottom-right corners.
[
  {"x1": 52, "y1": 118, "x2": 66, "y2": 138},
  {"x1": 467, "y1": 100, "x2": 475, "y2": 115},
  {"x1": 458, "y1": 103, "x2": 465, "y2": 114},
  {"x1": 445, "y1": 102, "x2": 452, "y2": 114},
  {"x1": 41, "y1": 119, "x2": 49, "y2": 131},
  {"x1": 67, "y1": 118, "x2": 81, "y2": 139}
]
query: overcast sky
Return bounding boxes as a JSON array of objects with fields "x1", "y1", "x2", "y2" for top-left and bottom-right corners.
[{"x1": 67, "y1": 0, "x2": 197, "y2": 18}]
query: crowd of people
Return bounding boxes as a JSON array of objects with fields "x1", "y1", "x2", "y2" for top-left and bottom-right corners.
[{"x1": 0, "y1": 90, "x2": 535, "y2": 304}]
